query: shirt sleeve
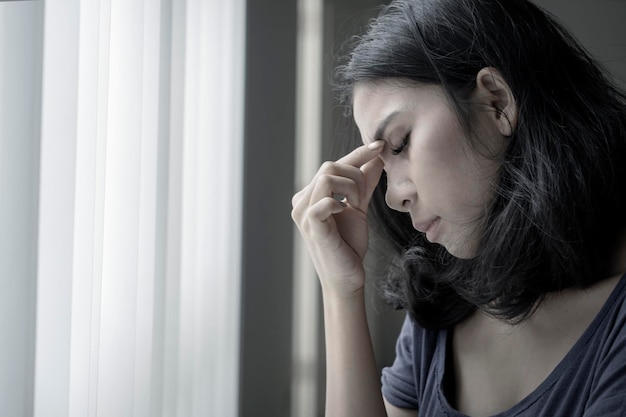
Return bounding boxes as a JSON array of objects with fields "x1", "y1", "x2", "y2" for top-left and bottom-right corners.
[{"x1": 381, "y1": 314, "x2": 421, "y2": 410}]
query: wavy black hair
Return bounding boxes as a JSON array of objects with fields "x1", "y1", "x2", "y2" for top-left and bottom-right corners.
[{"x1": 335, "y1": 0, "x2": 626, "y2": 329}]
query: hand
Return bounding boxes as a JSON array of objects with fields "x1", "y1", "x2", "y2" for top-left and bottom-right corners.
[{"x1": 291, "y1": 141, "x2": 385, "y2": 296}]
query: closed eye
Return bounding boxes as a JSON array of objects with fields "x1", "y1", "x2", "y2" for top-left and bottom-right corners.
[{"x1": 390, "y1": 133, "x2": 410, "y2": 155}]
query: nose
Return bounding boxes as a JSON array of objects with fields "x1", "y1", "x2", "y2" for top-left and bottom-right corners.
[{"x1": 384, "y1": 177, "x2": 415, "y2": 212}]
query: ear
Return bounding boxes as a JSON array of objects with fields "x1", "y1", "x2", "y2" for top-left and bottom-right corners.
[{"x1": 474, "y1": 67, "x2": 518, "y2": 136}]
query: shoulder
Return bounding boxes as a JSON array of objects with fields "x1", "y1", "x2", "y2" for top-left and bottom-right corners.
[
  {"x1": 584, "y1": 273, "x2": 626, "y2": 415},
  {"x1": 389, "y1": 314, "x2": 442, "y2": 372},
  {"x1": 590, "y1": 273, "x2": 626, "y2": 353},
  {"x1": 381, "y1": 314, "x2": 443, "y2": 410}
]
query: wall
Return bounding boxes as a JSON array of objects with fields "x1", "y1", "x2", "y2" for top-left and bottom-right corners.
[
  {"x1": 537, "y1": 0, "x2": 626, "y2": 88},
  {"x1": 239, "y1": 0, "x2": 298, "y2": 415}
]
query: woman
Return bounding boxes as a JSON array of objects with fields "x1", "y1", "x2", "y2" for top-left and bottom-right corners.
[{"x1": 291, "y1": 0, "x2": 626, "y2": 416}]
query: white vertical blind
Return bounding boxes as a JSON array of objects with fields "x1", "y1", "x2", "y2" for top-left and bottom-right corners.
[
  {"x1": 34, "y1": 1, "x2": 245, "y2": 416},
  {"x1": 68, "y1": 0, "x2": 110, "y2": 415},
  {"x1": 35, "y1": 0, "x2": 80, "y2": 414}
]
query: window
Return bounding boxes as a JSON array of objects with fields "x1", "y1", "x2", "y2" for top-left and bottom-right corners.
[{"x1": 0, "y1": 0, "x2": 244, "y2": 416}]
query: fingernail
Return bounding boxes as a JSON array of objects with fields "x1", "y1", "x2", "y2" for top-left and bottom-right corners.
[{"x1": 367, "y1": 140, "x2": 384, "y2": 151}]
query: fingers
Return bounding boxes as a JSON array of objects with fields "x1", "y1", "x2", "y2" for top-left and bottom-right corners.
[
  {"x1": 292, "y1": 167, "x2": 364, "y2": 224},
  {"x1": 293, "y1": 194, "x2": 345, "y2": 240},
  {"x1": 311, "y1": 140, "x2": 385, "y2": 208},
  {"x1": 292, "y1": 140, "x2": 386, "y2": 223},
  {"x1": 308, "y1": 197, "x2": 345, "y2": 225},
  {"x1": 310, "y1": 174, "x2": 362, "y2": 209},
  {"x1": 336, "y1": 140, "x2": 384, "y2": 167}
]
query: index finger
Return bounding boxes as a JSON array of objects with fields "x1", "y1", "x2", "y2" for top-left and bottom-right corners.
[{"x1": 336, "y1": 140, "x2": 385, "y2": 167}]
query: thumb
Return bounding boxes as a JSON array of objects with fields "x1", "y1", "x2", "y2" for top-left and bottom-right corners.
[{"x1": 359, "y1": 156, "x2": 384, "y2": 211}]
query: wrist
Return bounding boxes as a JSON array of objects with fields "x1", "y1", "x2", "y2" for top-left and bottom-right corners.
[
  {"x1": 320, "y1": 281, "x2": 365, "y2": 301},
  {"x1": 321, "y1": 285, "x2": 367, "y2": 318}
]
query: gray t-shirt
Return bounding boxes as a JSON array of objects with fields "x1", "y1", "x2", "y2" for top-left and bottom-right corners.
[{"x1": 381, "y1": 273, "x2": 626, "y2": 416}]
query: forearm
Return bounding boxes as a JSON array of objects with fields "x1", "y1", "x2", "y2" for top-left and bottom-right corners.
[{"x1": 322, "y1": 287, "x2": 387, "y2": 417}]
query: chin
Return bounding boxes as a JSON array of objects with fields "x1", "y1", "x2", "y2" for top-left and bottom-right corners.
[
  {"x1": 441, "y1": 238, "x2": 478, "y2": 260},
  {"x1": 447, "y1": 248, "x2": 475, "y2": 260}
]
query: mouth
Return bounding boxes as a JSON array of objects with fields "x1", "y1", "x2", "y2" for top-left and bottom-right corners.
[{"x1": 413, "y1": 217, "x2": 441, "y2": 241}]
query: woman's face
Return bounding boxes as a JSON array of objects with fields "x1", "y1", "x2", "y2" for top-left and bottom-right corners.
[{"x1": 353, "y1": 80, "x2": 506, "y2": 259}]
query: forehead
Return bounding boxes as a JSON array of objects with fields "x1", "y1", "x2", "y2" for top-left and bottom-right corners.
[
  {"x1": 353, "y1": 80, "x2": 411, "y2": 116},
  {"x1": 353, "y1": 80, "x2": 443, "y2": 141}
]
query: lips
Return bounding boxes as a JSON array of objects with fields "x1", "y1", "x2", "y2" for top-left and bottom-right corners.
[{"x1": 413, "y1": 217, "x2": 439, "y2": 234}]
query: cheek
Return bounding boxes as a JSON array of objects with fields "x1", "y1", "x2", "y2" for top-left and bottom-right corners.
[
  {"x1": 414, "y1": 110, "x2": 467, "y2": 170},
  {"x1": 411, "y1": 127, "x2": 468, "y2": 198},
  {"x1": 413, "y1": 128, "x2": 497, "y2": 217}
]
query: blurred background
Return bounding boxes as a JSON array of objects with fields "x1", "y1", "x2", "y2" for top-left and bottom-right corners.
[{"x1": 0, "y1": 0, "x2": 624, "y2": 416}]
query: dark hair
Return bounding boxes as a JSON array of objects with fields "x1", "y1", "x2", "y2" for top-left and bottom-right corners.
[{"x1": 335, "y1": 0, "x2": 626, "y2": 329}]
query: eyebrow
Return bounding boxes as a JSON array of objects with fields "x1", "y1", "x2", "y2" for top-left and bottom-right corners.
[{"x1": 373, "y1": 110, "x2": 401, "y2": 142}]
